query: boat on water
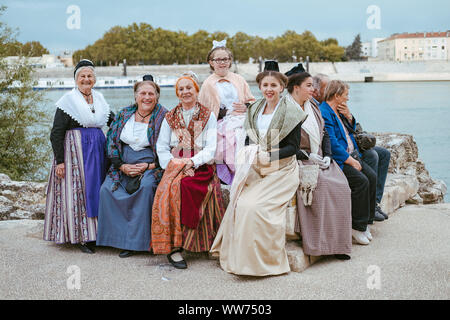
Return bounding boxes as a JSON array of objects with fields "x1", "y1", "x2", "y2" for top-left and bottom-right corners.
[{"x1": 32, "y1": 75, "x2": 178, "y2": 90}]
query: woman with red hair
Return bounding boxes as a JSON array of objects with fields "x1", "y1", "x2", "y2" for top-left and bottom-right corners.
[{"x1": 152, "y1": 73, "x2": 225, "y2": 269}]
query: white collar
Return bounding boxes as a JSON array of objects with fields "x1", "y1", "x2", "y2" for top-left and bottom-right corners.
[
  {"x1": 287, "y1": 95, "x2": 321, "y2": 153},
  {"x1": 55, "y1": 88, "x2": 110, "y2": 128}
]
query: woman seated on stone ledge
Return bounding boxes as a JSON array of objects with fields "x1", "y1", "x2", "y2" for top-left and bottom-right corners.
[
  {"x1": 151, "y1": 73, "x2": 225, "y2": 269},
  {"x1": 96, "y1": 78, "x2": 167, "y2": 258},
  {"x1": 210, "y1": 67, "x2": 307, "y2": 276},
  {"x1": 319, "y1": 80, "x2": 377, "y2": 246},
  {"x1": 285, "y1": 70, "x2": 352, "y2": 260},
  {"x1": 44, "y1": 59, "x2": 114, "y2": 254}
]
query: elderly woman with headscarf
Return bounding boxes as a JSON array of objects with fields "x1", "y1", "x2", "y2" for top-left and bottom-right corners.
[
  {"x1": 152, "y1": 73, "x2": 225, "y2": 269},
  {"x1": 44, "y1": 59, "x2": 114, "y2": 254},
  {"x1": 198, "y1": 40, "x2": 255, "y2": 185},
  {"x1": 96, "y1": 78, "x2": 168, "y2": 258},
  {"x1": 210, "y1": 67, "x2": 307, "y2": 277}
]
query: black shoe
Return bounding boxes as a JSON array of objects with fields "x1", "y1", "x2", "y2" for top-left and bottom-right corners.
[
  {"x1": 374, "y1": 209, "x2": 385, "y2": 222},
  {"x1": 334, "y1": 254, "x2": 351, "y2": 260},
  {"x1": 78, "y1": 243, "x2": 94, "y2": 254},
  {"x1": 167, "y1": 250, "x2": 187, "y2": 269},
  {"x1": 376, "y1": 204, "x2": 388, "y2": 219},
  {"x1": 85, "y1": 241, "x2": 96, "y2": 253},
  {"x1": 119, "y1": 250, "x2": 135, "y2": 258}
]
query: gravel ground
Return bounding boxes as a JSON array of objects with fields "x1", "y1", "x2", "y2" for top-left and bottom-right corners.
[{"x1": 1, "y1": 204, "x2": 449, "y2": 302}]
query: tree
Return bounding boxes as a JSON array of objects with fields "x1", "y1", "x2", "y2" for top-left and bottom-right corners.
[
  {"x1": 345, "y1": 34, "x2": 362, "y2": 61},
  {"x1": 71, "y1": 22, "x2": 346, "y2": 65},
  {"x1": 21, "y1": 41, "x2": 49, "y2": 56},
  {"x1": 0, "y1": 6, "x2": 50, "y2": 181},
  {"x1": 320, "y1": 43, "x2": 345, "y2": 62}
]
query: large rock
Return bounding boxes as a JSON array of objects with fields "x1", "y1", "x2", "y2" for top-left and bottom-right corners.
[
  {"x1": 0, "y1": 174, "x2": 47, "y2": 220},
  {"x1": 374, "y1": 133, "x2": 446, "y2": 213}
]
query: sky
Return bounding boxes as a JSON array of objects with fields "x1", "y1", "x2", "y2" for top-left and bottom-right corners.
[{"x1": 2, "y1": 0, "x2": 450, "y2": 55}]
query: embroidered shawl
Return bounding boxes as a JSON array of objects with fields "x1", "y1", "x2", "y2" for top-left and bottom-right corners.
[
  {"x1": 106, "y1": 103, "x2": 168, "y2": 191},
  {"x1": 165, "y1": 102, "x2": 211, "y2": 155}
]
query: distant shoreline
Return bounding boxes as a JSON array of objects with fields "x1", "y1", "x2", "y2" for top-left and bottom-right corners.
[{"x1": 33, "y1": 60, "x2": 450, "y2": 83}]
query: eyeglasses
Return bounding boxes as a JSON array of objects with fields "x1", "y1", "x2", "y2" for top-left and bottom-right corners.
[{"x1": 211, "y1": 58, "x2": 231, "y2": 64}]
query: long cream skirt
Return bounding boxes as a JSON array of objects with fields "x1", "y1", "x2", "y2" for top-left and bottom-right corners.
[{"x1": 211, "y1": 146, "x2": 299, "y2": 276}]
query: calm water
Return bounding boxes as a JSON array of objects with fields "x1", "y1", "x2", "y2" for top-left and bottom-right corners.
[{"x1": 41, "y1": 81, "x2": 450, "y2": 201}]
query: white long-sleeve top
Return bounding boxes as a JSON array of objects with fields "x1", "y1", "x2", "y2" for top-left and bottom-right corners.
[{"x1": 156, "y1": 112, "x2": 217, "y2": 169}]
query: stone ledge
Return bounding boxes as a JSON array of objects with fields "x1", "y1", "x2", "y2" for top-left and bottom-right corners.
[{"x1": 0, "y1": 132, "x2": 446, "y2": 273}]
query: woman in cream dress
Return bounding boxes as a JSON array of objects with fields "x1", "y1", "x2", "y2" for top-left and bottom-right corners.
[{"x1": 210, "y1": 70, "x2": 307, "y2": 276}]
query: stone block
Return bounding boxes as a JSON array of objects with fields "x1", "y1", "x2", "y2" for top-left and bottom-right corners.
[{"x1": 286, "y1": 240, "x2": 322, "y2": 273}]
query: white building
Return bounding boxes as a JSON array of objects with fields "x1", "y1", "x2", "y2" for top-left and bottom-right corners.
[
  {"x1": 378, "y1": 31, "x2": 450, "y2": 61},
  {"x1": 3, "y1": 54, "x2": 65, "y2": 68},
  {"x1": 361, "y1": 38, "x2": 385, "y2": 58}
]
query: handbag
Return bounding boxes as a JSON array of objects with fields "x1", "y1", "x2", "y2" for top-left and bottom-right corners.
[
  {"x1": 125, "y1": 174, "x2": 144, "y2": 195},
  {"x1": 297, "y1": 162, "x2": 320, "y2": 206},
  {"x1": 354, "y1": 123, "x2": 376, "y2": 152}
]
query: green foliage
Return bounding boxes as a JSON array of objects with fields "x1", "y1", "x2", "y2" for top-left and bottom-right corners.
[
  {"x1": 73, "y1": 24, "x2": 347, "y2": 65},
  {"x1": 0, "y1": 6, "x2": 51, "y2": 181},
  {"x1": 345, "y1": 34, "x2": 362, "y2": 61},
  {"x1": 3, "y1": 40, "x2": 49, "y2": 57}
]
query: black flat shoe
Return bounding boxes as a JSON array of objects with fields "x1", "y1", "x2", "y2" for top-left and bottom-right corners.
[
  {"x1": 119, "y1": 250, "x2": 134, "y2": 258},
  {"x1": 334, "y1": 254, "x2": 351, "y2": 260},
  {"x1": 167, "y1": 250, "x2": 187, "y2": 269},
  {"x1": 85, "y1": 241, "x2": 96, "y2": 252},
  {"x1": 78, "y1": 244, "x2": 94, "y2": 254}
]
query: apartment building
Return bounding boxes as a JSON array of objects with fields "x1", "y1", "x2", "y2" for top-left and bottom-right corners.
[{"x1": 378, "y1": 31, "x2": 449, "y2": 61}]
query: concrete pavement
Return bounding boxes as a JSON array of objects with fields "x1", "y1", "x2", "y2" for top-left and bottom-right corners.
[{"x1": 1, "y1": 203, "x2": 449, "y2": 300}]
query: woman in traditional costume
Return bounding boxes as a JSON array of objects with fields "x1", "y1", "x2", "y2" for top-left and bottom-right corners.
[
  {"x1": 152, "y1": 74, "x2": 225, "y2": 269},
  {"x1": 286, "y1": 71, "x2": 352, "y2": 260},
  {"x1": 44, "y1": 59, "x2": 113, "y2": 254},
  {"x1": 96, "y1": 79, "x2": 167, "y2": 258},
  {"x1": 210, "y1": 68, "x2": 307, "y2": 276},
  {"x1": 198, "y1": 40, "x2": 255, "y2": 185}
]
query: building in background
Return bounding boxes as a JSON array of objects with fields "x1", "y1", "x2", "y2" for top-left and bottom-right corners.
[
  {"x1": 4, "y1": 54, "x2": 65, "y2": 68},
  {"x1": 361, "y1": 38, "x2": 385, "y2": 59},
  {"x1": 58, "y1": 50, "x2": 74, "y2": 67},
  {"x1": 378, "y1": 31, "x2": 450, "y2": 61}
]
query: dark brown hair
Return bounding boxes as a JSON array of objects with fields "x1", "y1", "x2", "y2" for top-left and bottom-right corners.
[{"x1": 287, "y1": 72, "x2": 312, "y2": 93}]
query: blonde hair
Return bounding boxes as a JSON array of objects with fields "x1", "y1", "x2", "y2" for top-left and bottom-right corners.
[{"x1": 323, "y1": 80, "x2": 349, "y2": 102}]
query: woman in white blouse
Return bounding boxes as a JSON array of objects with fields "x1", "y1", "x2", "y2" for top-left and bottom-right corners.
[
  {"x1": 151, "y1": 74, "x2": 225, "y2": 269},
  {"x1": 96, "y1": 80, "x2": 168, "y2": 258}
]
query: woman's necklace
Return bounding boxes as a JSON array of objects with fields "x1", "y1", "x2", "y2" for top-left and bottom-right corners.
[
  {"x1": 79, "y1": 89, "x2": 94, "y2": 112},
  {"x1": 136, "y1": 110, "x2": 152, "y2": 122}
]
